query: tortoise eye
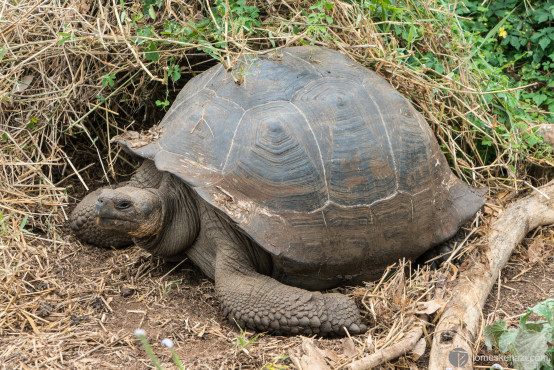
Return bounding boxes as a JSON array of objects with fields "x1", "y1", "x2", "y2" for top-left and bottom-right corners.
[{"x1": 116, "y1": 201, "x2": 131, "y2": 210}]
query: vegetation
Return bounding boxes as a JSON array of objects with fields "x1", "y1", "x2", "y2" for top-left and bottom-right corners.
[
  {"x1": 485, "y1": 299, "x2": 554, "y2": 370},
  {"x1": 106, "y1": 0, "x2": 554, "y2": 183},
  {"x1": 135, "y1": 329, "x2": 184, "y2": 369},
  {"x1": 0, "y1": 0, "x2": 552, "y2": 367}
]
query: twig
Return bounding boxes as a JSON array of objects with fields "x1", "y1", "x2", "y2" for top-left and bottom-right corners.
[
  {"x1": 111, "y1": 0, "x2": 162, "y2": 82},
  {"x1": 429, "y1": 180, "x2": 554, "y2": 369}
]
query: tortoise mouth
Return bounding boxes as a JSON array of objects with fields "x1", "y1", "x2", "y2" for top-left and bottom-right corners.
[{"x1": 96, "y1": 216, "x2": 139, "y2": 232}]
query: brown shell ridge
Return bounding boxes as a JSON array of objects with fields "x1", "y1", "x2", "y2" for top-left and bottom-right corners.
[
  {"x1": 289, "y1": 76, "x2": 363, "y2": 101},
  {"x1": 288, "y1": 101, "x2": 330, "y2": 202},
  {"x1": 303, "y1": 188, "x2": 431, "y2": 214},
  {"x1": 360, "y1": 80, "x2": 400, "y2": 193},
  {"x1": 221, "y1": 99, "x2": 296, "y2": 173}
]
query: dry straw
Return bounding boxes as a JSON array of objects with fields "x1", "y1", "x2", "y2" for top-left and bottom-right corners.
[{"x1": 0, "y1": 0, "x2": 550, "y2": 367}]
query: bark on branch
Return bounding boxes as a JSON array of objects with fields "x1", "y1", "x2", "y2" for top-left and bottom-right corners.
[
  {"x1": 348, "y1": 316, "x2": 427, "y2": 370},
  {"x1": 429, "y1": 181, "x2": 554, "y2": 369}
]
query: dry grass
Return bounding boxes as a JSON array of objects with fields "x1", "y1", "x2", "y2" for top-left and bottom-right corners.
[{"x1": 1, "y1": 0, "x2": 552, "y2": 368}]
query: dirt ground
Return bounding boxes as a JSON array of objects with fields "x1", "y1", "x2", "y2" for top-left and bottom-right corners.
[{"x1": 1, "y1": 206, "x2": 552, "y2": 369}]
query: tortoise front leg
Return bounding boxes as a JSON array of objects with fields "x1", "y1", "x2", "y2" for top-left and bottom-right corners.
[
  {"x1": 216, "y1": 264, "x2": 366, "y2": 336},
  {"x1": 206, "y1": 212, "x2": 366, "y2": 336}
]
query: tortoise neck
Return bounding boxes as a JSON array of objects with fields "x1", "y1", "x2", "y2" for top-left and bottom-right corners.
[{"x1": 136, "y1": 174, "x2": 200, "y2": 259}]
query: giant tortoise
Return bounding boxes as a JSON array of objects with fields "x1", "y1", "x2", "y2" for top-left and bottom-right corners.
[{"x1": 70, "y1": 46, "x2": 485, "y2": 336}]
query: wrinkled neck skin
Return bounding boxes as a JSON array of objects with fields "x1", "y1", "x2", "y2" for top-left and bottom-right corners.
[
  {"x1": 131, "y1": 168, "x2": 272, "y2": 281},
  {"x1": 134, "y1": 173, "x2": 200, "y2": 260}
]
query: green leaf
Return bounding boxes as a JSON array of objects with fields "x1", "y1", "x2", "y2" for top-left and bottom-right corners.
[
  {"x1": 509, "y1": 36, "x2": 520, "y2": 49},
  {"x1": 530, "y1": 30, "x2": 544, "y2": 43},
  {"x1": 532, "y1": 93, "x2": 548, "y2": 106},
  {"x1": 145, "y1": 43, "x2": 159, "y2": 62},
  {"x1": 537, "y1": 11, "x2": 550, "y2": 23},
  {"x1": 530, "y1": 299, "x2": 554, "y2": 322},
  {"x1": 484, "y1": 319, "x2": 507, "y2": 350},
  {"x1": 539, "y1": 36, "x2": 551, "y2": 50},
  {"x1": 58, "y1": 36, "x2": 70, "y2": 45},
  {"x1": 509, "y1": 329, "x2": 549, "y2": 370},
  {"x1": 19, "y1": 215, "x2": 28, "y2": 231},
  {"x1": 481, "y1": 138, "x2": 493, "y2": 146},
  {"x1": 498, "y1": 328, "x2": 518, "y2": 353},
  {"x1": 148, "y1": 5, "x2": 156, "y2": 20},
  {"x1": 355, "y1": 13, "x2": 362, "y2": 27},
  {"x1": 27, "y1": 117, "x2": 37, "y2": 129}
]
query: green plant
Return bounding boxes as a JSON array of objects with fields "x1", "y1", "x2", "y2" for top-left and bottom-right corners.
[
  {"x1": 304, "y1": 1, "x2": 335, "y2": 43},
  {"x1": 457, "y1": 0, "x2": 554, "y2": 122},
  {"x1": 101, "y1": 73, "x2": 116, "y2": 88},
  {"x1": 356, "y1": 0, "x2": 553, "y2": 177},
  {"x1": 167, "y1": 63, "x2": 181, "y2": 82},
  {"x1": 214, "y1": 0, "x2": 261, "y2": 32},
  {"x1": 155, "y1": 99, "x2": 170, "y2": 109},
  {"x1": 143, "y1": 0, "x2": 163, "y2": 20},
  {"x1": 161, "y1": 338, "x2": 184, "y2": 370},
  {"x1": 232, "y1": 320, "x2": 260, "y2": 352},
  {"x1": 134, "y1": 329, "x2": 163, "y2": 370},
  {"x1": 261, "y1": 353, "x2": 290, "y2": 369},
  {"x1": 484, "y1": 299, "x2": 554, "y2": 370},
  {"x1": 163, "y1": 279, "x2": 182, "y2": 295},
  {"x1": 135, "y1": 330, "x2": 184, "y2": 370}
]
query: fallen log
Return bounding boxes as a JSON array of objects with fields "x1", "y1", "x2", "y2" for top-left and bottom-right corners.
[{"x1": 429, "y1": 181, "x2": 554, "y2": 369}]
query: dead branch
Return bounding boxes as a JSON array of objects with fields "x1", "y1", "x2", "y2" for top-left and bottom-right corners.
[
  {"x1": 348, "y1": 315, "x2": 427, "y2": 370},
  {"x1": 429, "y1": 180, "x2": 554, "y2": 369}
]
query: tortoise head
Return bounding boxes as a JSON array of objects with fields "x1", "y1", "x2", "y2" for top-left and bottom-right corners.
[{"x1": 95, "y1": 187, "x2": 164, "y2": 239}]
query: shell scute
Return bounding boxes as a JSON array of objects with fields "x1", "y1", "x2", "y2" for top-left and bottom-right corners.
[{"x1": 118, "y1": 47, "x2": 484, "y2": 283}]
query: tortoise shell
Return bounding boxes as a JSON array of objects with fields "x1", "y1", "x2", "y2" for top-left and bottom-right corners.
[{"x1": 118, "y1": 47, "x2": 484, "y2": 287}]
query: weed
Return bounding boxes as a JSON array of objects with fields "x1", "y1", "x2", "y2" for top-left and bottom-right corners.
[
  {"x1": 135, "y1": 330, "x2": 185, "y2": 369},
  {"x1": 161, "y1": 338, "x2": 184, "y2": 370},
  {"x1": 163, "y1": 279, "x2": 182, "y2": 296},
  {"x1": 232, "y1": 320, "x2": 260, "y2": 353},
  {"x1": 457, "y1": 0, "x2": 554, "y2": 121},
  {"x1": 485, "y1": 299, "x2": 554, "y2": 370},
  {"x1": 101, "y1": 74, "x2": 116, "y2": 88},
  {"x1": 261, "y1": 354, "x2": 290, "y2": 369},
  {"x1": 134, "y1": 329, "x2": 163, "y2": 370},
  {"x1": 305, "y1": 1, "x2": 335, "y2": 43},
  {"x1": 167, "y1": 63, "x2": 181, "y2": 82}
]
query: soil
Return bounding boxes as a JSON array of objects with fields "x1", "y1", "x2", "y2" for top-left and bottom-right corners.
[
  {"x1": 477, "y1": 232, "x2": 554, "y2": 369},
  {"x1": 1, "y1": 214, "x2": 552, "y2": 369}
]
